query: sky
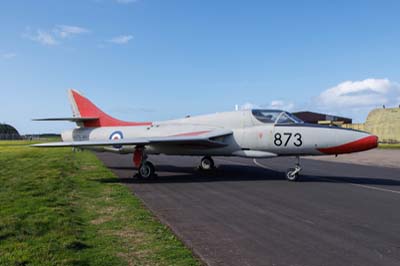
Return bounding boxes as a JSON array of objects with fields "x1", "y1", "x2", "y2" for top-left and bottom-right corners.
[{"x1": 1, "y1": 0, "x2": 400, "y2": 134}]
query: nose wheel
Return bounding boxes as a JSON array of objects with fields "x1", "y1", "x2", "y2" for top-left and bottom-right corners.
[
  {"x1": 286, "y1": 156, "x2": 302, "y2": 181},
  {"x1": 199, "y1": 156, "x2": 215, "y2": 171}
]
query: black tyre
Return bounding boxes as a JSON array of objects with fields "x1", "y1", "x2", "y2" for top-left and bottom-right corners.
[
  {"x1": 200, "y1": 156, "x2": 214, "y2": 170},
  {"x1": 138, "y1": 161, "x2": 155, "y2": 178},
  {"x1": 286, "y1": 168, "x2": 299, "y2": 181}
]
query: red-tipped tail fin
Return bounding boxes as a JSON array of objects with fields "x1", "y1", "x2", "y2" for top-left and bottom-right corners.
[{"x1": 68, "y1": 89, "x2": 152, "y2": 128}]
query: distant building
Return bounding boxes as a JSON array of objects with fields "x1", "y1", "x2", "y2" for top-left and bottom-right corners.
[
  {"x1": 293, "y1": 111, "x2": 352, "y2": 125},
  {"x1": 343, "y1": 108, "x2": 400, "y2": 143},
  {"x1": 0, "y1": 124, "x2": 21, "y2": 140}
]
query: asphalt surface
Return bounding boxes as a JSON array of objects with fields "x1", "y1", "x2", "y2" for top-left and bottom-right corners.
[
  {"x1": 96, "y1": 152, "x2": 400, "y2": 266},
  {"x1": 309, "y1": 149, "x2": 400, "y2": 169}
]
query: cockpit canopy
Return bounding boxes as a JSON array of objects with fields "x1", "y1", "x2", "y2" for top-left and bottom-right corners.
[{"x1": 251, "y1": 109, "x2": 304, "y2": 124}]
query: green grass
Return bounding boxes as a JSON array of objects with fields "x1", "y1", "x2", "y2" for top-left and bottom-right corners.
[
  {"x1": 0, "y1": 141, "x2": 201, "y2": 266},
  {"x1": 378, "y1": 143, "x2": 400, "y2": 149}
]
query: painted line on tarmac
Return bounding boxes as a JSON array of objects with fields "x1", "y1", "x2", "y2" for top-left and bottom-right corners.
[
  {"x1": 318, "y1": 176, "x2": 400, "y2": 195},
  {"x1": 350, "y1": 184, "x2": 400, "y2": 195},
  {"x1": 253, "y1": 159, "x2": 400, "y2": 195},
  {"x1": 253, "y1": 159, "x2": 274, "y2": 171},
  {"x1": 217, "y1": 158, "x2": 275, "y2": 170},
  {"x1": 215, "y1": 158, "x2": 251, "y2": 166},
  {"x1": 218, "y1": 157, "x2": 275, "y2": 171}
]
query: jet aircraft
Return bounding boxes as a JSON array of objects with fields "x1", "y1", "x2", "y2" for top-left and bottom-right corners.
[{"x1": 33, "y1": 90, "x2": 378, "y2": 181}]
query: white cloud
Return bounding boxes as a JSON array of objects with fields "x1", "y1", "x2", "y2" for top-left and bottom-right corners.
[
  {"x1": 268, "y1": 100, "x2": 295, "y2": 111},
  {"x1": 238, "y1": 100, "x2": 294, "y2": 111},
  {"x1": 25, "y1": 25, "x2": 89, "y2": 46},
  {"x1": 108, "y1": 35, "x2": 133, "y2": 44},
  {"x1": 317, "y1": 78, "x2": 400, "y2": 109},
  {"x1": 32, "y1": 30, "x2": 58, "y2": 46},
  {"x1": 1, "y1": 52, "x2": 17, "y2": 59},
  {"x1": 54, "y1": 25, "x2": 90, "y2": 38},
  {"x1": 239, "y1": 102, "x2": 259, "y2": 110},
  {"x1": 238, "y1": 78, "x2": 400, "y2": 123}
]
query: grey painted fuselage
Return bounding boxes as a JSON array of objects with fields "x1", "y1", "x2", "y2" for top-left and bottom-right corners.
[{"x1": 62, "y1": 109, "x2": 372, "y2": 157}]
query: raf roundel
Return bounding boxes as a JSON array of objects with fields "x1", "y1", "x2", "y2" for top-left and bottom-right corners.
[{"x1": 109, "y1": 131, "x2": 124, "y2": 148}]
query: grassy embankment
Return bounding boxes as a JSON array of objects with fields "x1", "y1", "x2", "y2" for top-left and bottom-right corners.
[
  {"x1": 378, "y1": 143, "x2": 400, "y2": 149},
  {"x1": 0, "y1": 141, "x2": 201, "y2": 266}
]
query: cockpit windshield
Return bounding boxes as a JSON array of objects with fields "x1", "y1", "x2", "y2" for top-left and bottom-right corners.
[
  {"x1": 251, "y1": 109, "x2": 303, "y2": 124},
  {"x1": 252, "y1": 110, "x2": 281, "y2": 123},
  {"x1": 277, "y1": 112, "x2": 304, "y2": 124}
]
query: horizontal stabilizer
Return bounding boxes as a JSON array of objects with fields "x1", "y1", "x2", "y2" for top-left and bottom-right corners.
[{"x1": 32, "y1": 117, "x2": 99, "y2": 122}]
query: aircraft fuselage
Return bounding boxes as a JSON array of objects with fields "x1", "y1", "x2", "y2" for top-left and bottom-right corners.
[{"x1": 62, "y1": 110, "x2": 377, "y2": 157}]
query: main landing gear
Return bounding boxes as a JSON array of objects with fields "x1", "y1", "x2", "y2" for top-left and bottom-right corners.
[
  {"x1": 199, "y1": 156, "x2": 215, "y2": 171},
  {"x1": 134, "y1": 148, "x2": 156, "y2": 179},
  {"x1": 286, "y1": 156, "x2": 302, "y2": 182},
  {"x1": 138, "y1": 161, "x2": 155, "y2": 179}
]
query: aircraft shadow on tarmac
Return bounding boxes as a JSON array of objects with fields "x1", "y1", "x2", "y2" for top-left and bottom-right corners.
[
  {"x1": 102, "y1": 164, "x2": 283, "y2": 183},
  {"x1": 98, "y1": 164, "x2": 400, "y2": 186}
]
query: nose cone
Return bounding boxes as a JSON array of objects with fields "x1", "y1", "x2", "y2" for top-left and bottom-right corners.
[
  {"x1": 352, "y1": 134, "x2": 379, "y2": 152},
  {"x1": 318, "y1": 131, "x2": 378, "y2": 155}
]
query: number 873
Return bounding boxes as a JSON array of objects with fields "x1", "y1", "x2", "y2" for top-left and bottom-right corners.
[{"x1": 274, "y1": 132, "x2": 303, "y2": 147}]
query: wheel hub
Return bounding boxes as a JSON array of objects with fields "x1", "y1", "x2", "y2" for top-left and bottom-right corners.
[
  {"x1": 202, "y1": 159, "x2": 211, "y2": 169},
  {"x1": 140, "y1": 164, "x2": 151, "y2": 178}
]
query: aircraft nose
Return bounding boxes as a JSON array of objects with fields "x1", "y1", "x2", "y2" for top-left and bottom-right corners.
[
  {"x1": 318, "y1": 131, "x2": 378, "y2": 155},
  {"x1": 354, "y1": 134, "x2": 379, "y2": 152},
  {"x1": 337, "y1": 132, "x2": 378, "y2": 153}
]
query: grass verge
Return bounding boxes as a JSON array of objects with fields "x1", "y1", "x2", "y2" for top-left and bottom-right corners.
[
  {"x1": 0, "y1": 141, "x2": 201, "y2": 266},
  {"x1": 378, "y1": 143, "x2": 400, "y2": 149}
]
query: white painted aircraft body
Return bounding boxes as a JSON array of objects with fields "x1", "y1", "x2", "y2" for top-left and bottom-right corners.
[{"x1": 34, "y1": 90, "x2": 378, "y2": 181}]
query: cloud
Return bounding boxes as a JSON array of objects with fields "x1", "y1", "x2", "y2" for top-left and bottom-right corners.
[
  {"x1": 317, "y1": 78, "x2": 400, "y2": 109},
  {"x1": 25, "y1": 25, "x2": 89, "y2": 46},
  {"x1": 54, "y1": 25, "x2": 90, "y2": 38},
  {"x1": 108, "y1": 35, "x2": 133, "y2": 44},
  {"x1": 238, "y1": 78, "x2": 400, "y2": 122},
  {"x1": 239, "y1": 102, "x2": 259, "y2": 110},
  {"x1": 31, "y1": 30, "x2": 58, "y2": 46},
  {"x1": 268, "y1": 100, "x2": 295, "y2": 111},
  {"x1": 239, "y1": 100, "x2": 294, "y2": 111},
  {"x1": 1, "y1": 52, "x2": 17, "y2": 59}
]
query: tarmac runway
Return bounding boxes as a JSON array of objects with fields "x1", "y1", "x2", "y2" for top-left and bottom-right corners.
[{"x1": 96, "y1": 152, "x2": 400, "y2": 266}]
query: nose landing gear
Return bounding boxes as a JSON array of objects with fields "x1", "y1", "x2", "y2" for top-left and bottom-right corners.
[{"x1": 286, "y1": 156, "x2": 302, "y2": 181}]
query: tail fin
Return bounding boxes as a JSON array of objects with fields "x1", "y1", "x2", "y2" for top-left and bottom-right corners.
[{"x1": 68, "y1": 89, "x2": 152, "y2": 128}]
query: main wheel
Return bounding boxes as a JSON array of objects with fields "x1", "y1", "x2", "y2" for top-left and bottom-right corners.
[
  {"x1": 199, "y1": 156, "x2": 214, "y2": 171},
  {"x1": 286, "y1": 168, "x2": 299, "y2": 182},
  {"x1": 138, "y1": 161, "x2": 155, "y2": 178}
]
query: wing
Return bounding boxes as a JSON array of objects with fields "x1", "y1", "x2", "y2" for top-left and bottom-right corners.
[
  {"x1": 33, "y1": 117, "x2": 99, "y2": 122},
  {"x1": 32, "y1": 129, "x2": 233, "y2": 148}
]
